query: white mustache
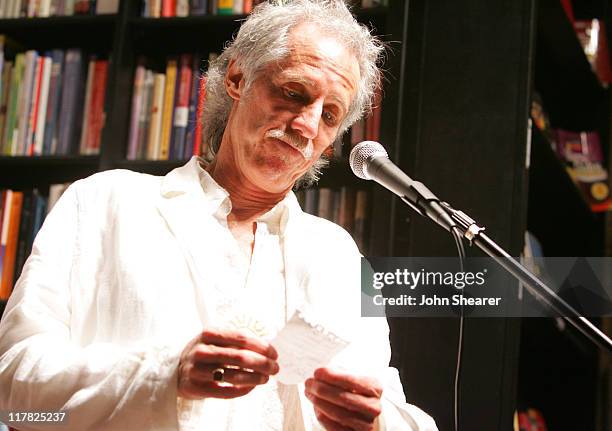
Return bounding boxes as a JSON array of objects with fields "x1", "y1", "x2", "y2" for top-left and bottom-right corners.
[{"x1": 265, "y1": 129, "x2": 313, "y2": 159}]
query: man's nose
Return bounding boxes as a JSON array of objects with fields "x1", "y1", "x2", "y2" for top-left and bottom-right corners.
[{"x1": 290, "y1": 100, "x2": 323, "y2": 140}]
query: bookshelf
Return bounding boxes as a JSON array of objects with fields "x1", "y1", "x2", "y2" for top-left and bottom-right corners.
[{"x1": 2, "y1": 1, "x2": 608, "y2": 430}]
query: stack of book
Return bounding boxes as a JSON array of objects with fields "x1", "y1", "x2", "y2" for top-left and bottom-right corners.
[
  {"x1": 140, "y1": 0, "x2": 268, "y2": 17},
  {"x1": 295, "y1": 186, "x2": 370, "y2": 252},
  {"x1": 0, "y1": 42, "x2": 109, "y2": 157},
  {"x1": 127, "y1": 53, "x2": 215, "y2": 161},
  {"x1": 0, "y1": 0, "x2": 119, "y2": 18},
  {"x1": 0, "y1": 184, "x2": 70, "y2": 300}
]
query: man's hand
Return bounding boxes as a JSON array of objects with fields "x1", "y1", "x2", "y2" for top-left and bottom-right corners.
[
  {"x1": 177, "y1": 328, "x2": 279, "y2": 400},
  {"x1": 305, "y1": 367, "x2": 383, "y2": 431}
]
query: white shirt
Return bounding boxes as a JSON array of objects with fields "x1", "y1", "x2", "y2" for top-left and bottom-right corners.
[{"x1": 0, "y1": 157, "x2": 438, "y2": 431}]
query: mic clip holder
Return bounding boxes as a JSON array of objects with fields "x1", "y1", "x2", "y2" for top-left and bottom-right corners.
[{"x1": 440, "y1": 202, "x2": 485, "y2": 244}]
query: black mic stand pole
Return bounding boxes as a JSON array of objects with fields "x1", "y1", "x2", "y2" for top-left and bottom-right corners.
[{"x1": 439, "y1": 202, "x2": 612, "y2": 354}]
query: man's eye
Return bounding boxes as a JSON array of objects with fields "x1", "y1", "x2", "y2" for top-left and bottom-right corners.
[
  {"x1": 323, "y1": 111, "x2": 336, "y2": 123},
  {"x1": 284, "y1": 89, "x2": 301, "y2": 99}
]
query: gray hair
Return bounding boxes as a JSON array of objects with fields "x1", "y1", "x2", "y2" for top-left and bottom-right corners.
[{"x1": 201, "y1": 0, "x2": 384, "y2": 188}]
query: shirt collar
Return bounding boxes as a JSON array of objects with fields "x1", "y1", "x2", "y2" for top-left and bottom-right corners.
[{"x1": 192, "y1": 157, "x2": 302, "y2": 235}]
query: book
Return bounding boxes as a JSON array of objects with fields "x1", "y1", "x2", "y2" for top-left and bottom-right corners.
[
  {"x1": 57, "y1": 49, "x2": 84, "y2": 155},
  {"x1": 0, "y1": 191, "x2": 23, "y2": 300},
  {"x1": 147, "y1": 73, "x2": 166, "y2": 160},
  {"x1": 176, "y1": 0, "x2": 188, "y2": 16},
  {"x1": 184, "y1": 54, "x2": 201, "y2": 158},
  {"x1": 3, "y1": 53, "x2": 24, "y2": 155},
  {"x1": 190, "y1": 0, "x2": 207, "y2": 15},
  {"x1": 95, "y1": 0, "x2": 119, "y2": 13},
  {"x1": 159, "y1": 58, "x2": 177, "y2": 160},
  {"x1": 137, "y1": 70, "x2": 154, "y2": 160},
  {"x1": 16, "y1": 50, "x2": 38, "y2": 155},
  {"x1": 172, "y1": 53, "x2": 193, "y2": 160},
  {"x1": 127, "y1": 61, "x2": 146, "y2": 160},
  {"x1": 42, "y1": 50, "x2": 64, "y2": 155},
  {"x1": 217, "y1": 0, "x2": 233, "y2": 15},
  {"x1": 161, "y1": 0, "x2": 175, "y2": 17},
  {"x1": 87, "y1": 59, "x2": 108, "y2": 154},
  {"x1": 79, "y1": 56, "x2": 96, "y2": 155},
  {"x1": 33, "y1": 54, "x2": 52, "y2": 156}
]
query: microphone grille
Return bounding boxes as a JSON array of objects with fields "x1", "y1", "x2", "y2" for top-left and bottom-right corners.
[{"x1": 349, "y1": 141, "x2": 388, "y2": 180}]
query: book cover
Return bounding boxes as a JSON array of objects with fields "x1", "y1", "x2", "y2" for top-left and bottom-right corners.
[
  {"x1": 79, "y1": 56, "x2": 96, "y2": 155},
  {"x1": 73, "y1": 0, "x2": 90, "y2": 14},
  {"x1": 172, "y1": 53, "x2": 193, "y2": 160},
  {"x1": 159, "y1": 59, "x2": 177, "y2": 160},
  {"x1": 0, "y1": 190, "x2": 11, "y2": 286},
  {"x1": 176, "y1": 0, "x2": 188, "y2": 16},
  {"x1": 193, "y1": 69, "x2": 207, "y2": 157},
  {"x1": 16, "y1": 50, "x2": 38, "y2": 156},
  {"x1": 0, "y1": 61, "x2": 13, "y2": 152},
  {"x1": 127, "y1": 61, "x2": 146, "y2": 160},
  {"x1": 57, "y1": 49, "x2": 84, "y2": 155},
  {"x1": 190, "y1": 0, "x2": 207, "y2": 15},
  {"x1": 26, "y1": 54, "x2": 44, "y2": 155},
  {"x1": 33, "y1": 54, "x2": 52, "y2": 156},
  {"x1": 95, "y1": 0, "x2": 118, "y2": 14},
  {"x1": 217, "y1": 0, "x2": 233, "y2": 15},
  {"x1": 88, "y1": 59, "x2": 108, "y2": 154},
  {"x1": 0, "y1": 191, "x2": 23, "y2": 300},
  {"x1": 3, "y1": 53, "x2": 24, "y2": 155},
  {"x1": 42, "y1": 49, "x2": 64, "y2": 155},
  {"x1": 161, "y1": 0, "x2": 175, "y2": 17},
  {"x1": 184, "y1": 54, "x2": 201, "y2": 158},
  {"x1": 147, "y1": 73, "x2": 166, "y2": 160},
  {"x1": 137, "y1": 70, "x2": 154, "y2": 160},
  {"x1": 149, "y1": 0, "x2": 161, "y2": 17},
  {"x1": 30, "y1": 193, "x2": 47, "y2": 251}
]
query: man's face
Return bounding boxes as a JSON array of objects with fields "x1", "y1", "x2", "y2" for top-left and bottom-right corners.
[{"x1": 220, "y1": 23, "x2": 360, "y2": 194}]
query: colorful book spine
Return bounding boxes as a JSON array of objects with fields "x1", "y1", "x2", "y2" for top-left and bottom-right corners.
[
  {"x1": 42, "y1": 50, "x2": 64, "y2": 155},
  {"x1": 147, "y1": 73, "x2": 166, "y2": 160},
  {"x1": 217, "y1": 0, "x2": 233, "y2": 15},
  {"x1": 0, "y1": 191, "x2": 23, "y2": 300},
  {"x1": 172, "y1": 53, "x2": 193, "y2": 160},
  {"x1": 57, "y1": 49, "x2": 84, "y2": 155},
  {"x1": 183, "y1": 54, "x2": 201, "y2": 158},
  {"x1": 79, "y1": 56, "x2": 96, "y2": 155},
  {"x1": 127, "y1": 61, "x2": 146, "y2": 160},
  {"x1": 88, "y1": 59, "x2": 108, "y2": 154},
  {"x1": 189, "y1": 0, "x2": 207, "y2": 15},
  {"x1": 137, "y1": 70, "x2": 154, "y2": 159},
  {"x1": 33, "y1": 54, "x2": 52, "y2": 156},
  {"x1": 159, "y1": 58, "x2": 177, "y2": 160}
]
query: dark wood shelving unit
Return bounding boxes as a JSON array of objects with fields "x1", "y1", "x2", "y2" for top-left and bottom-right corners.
[
  {"x1": 517, "y1": 1, "x2": 610, "y2": 430},
  {"x1": 0, "y1": 15, "x2": 117, "y2": 50},
  {"x1": 0, "y1": 156, "x2": 99, "y2": 188}
]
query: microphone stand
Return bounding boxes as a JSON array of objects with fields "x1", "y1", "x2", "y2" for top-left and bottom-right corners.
[{"x1": 439, "y1": 202, "x2": 612, "y2": 354}]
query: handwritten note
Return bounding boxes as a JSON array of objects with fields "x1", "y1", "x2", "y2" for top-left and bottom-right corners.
[{"x1": 271, "y1": 310, "x2": 349, "y2": 384}]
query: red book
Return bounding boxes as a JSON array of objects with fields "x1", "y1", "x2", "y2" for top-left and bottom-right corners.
[
  {"x1": 0, "y1": 191, "x2": 23, "y2": 300},
  {"x1": 88, "y1": 60, "x2": 109, "y2": 153},
  {"x1": 162, "y1": 0, "x2": 176, "y2": 17},
  {"x1": 193, "y1": 76, "x2": 207, "y2": 157}
]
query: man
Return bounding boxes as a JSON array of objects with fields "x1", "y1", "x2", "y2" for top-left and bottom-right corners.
[{"x1": 0, "y1": 1, "x2": 437, "y2": 430}]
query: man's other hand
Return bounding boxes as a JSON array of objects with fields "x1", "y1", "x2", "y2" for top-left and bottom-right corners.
[
  {"x1": 305, "y1": 367, "x2": 383, "y2": 431},
  {"x1": 177, "y1": 328, "x2": 279, "y2": 399}
]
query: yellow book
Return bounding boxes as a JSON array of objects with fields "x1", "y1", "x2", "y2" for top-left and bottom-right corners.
[
  {"x1": 147, "y1": 73, "x2": 165, "y2": 160},
  {"x1": 159, "y1": 59, "x2": 177, "y2": 161}
]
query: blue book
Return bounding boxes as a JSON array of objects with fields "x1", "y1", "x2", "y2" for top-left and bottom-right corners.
[
  {"x1": 190, "y1": 0, "x2": 208, "y2": 15},
  {"x1": 57, "y1": 50, "x2": 84, "y2": 155}
]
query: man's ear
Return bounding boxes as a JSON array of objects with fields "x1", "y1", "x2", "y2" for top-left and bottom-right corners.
[{"x1": 225, "y1": 59, "x2": 244, "y2": 101}]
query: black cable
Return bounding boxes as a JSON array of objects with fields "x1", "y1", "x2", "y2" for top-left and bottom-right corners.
[{"x1": 450, "y1": 226, "x2": 466, "y2": 431}]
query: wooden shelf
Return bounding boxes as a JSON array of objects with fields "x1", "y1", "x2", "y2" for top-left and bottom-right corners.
[
  {"x1": 535, "y1": 0, "x2": 607, "y2": 131},
  {"x1": 0, "y1": 15, "x2": 116, "y2": 50},
  {"x1": 113, "y1": 159, "x2": 185, "y2": 177},
  {"x1": 0, "y1": 156, "x2": 99, "y2": 188},
  {"x1": 527, "y1": 128, "x2": 604, "y2": 256}
]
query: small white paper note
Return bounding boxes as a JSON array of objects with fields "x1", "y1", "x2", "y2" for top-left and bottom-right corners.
[{"x1": 271, "y1": 309, "x2": 349, "y2": 384}]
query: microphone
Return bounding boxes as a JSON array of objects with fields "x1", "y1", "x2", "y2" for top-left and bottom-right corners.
[{"x1": 349, "y1": 141, "x2": 455, "y2": 231}]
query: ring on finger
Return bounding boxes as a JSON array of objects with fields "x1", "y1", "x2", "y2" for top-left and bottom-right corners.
[{"x1": 212, "y1": 367, "x2": 225, "y2": 383}]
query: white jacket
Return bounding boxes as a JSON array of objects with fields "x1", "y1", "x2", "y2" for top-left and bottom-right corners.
[{"x1": 0, "y1": 157, "x2": 437, "y2": 430}]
